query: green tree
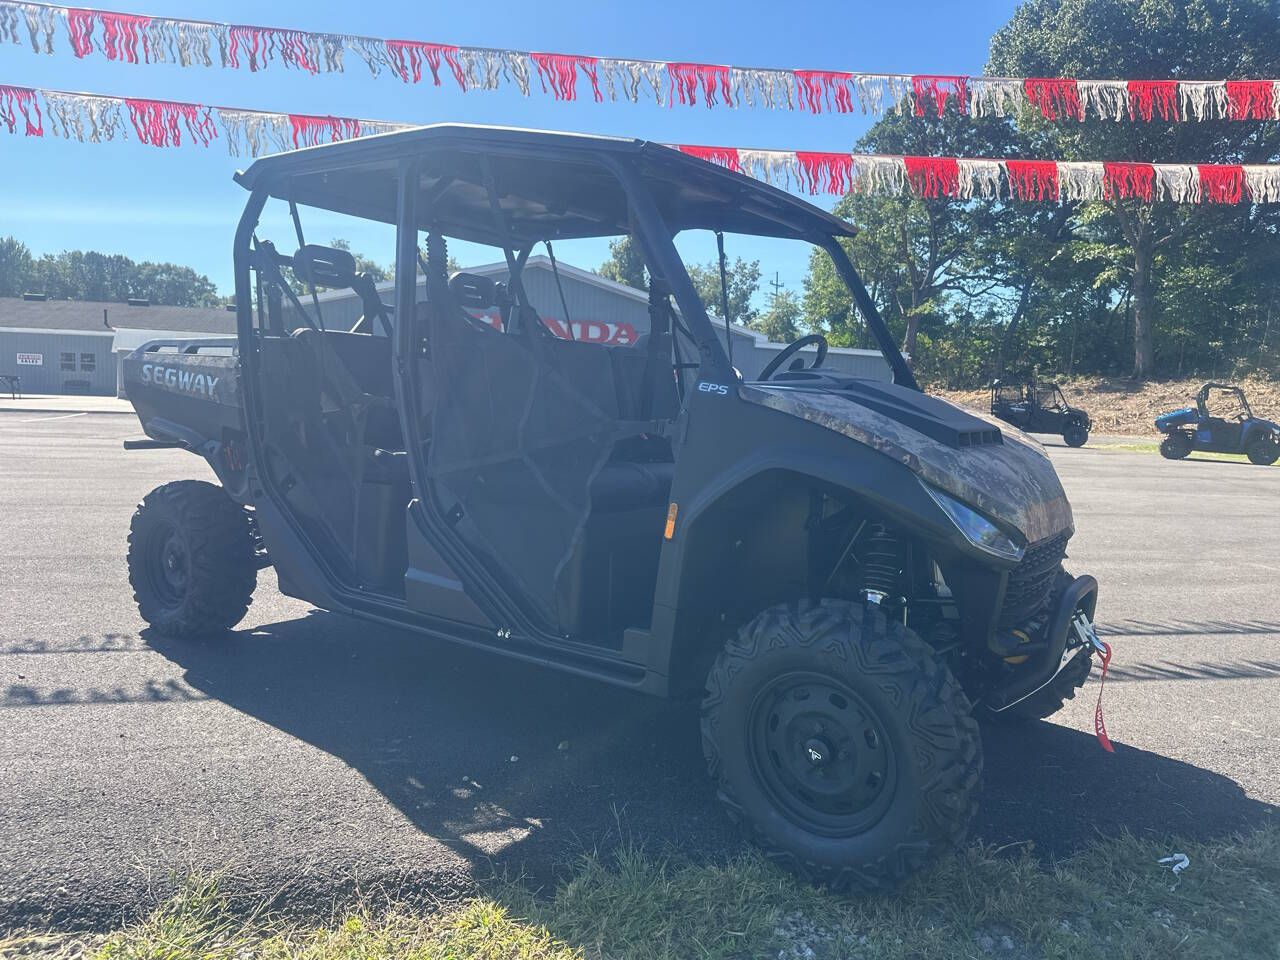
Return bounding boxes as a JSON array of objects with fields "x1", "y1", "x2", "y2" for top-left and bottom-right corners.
[
  {"x1": 803, "y1": 111, "x2": 1049, "y2": 369},
  {"x1": 687, "y1": 257, "x2": 762, "y2": 326},
  {"x1": 756, "y1": 289, "x2": 804, "y2": 342},
  {"x1": 0, "y1": 236, "x2": 34, "y2": 298},
  {"x1": 988, "y1": 0, "x2": 1280, "y2": 379},
  {"x1": 18, "y1": 247, "x2": 219, "y2": 306},
  {"x1": 597, "y1": 236, "x2": 647, "y2": 289}
]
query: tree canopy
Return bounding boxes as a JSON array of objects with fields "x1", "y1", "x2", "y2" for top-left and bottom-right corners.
[
  {"x1": 0, "y1": 236, "x2": 220, "y2": 307},
  {"x1": 798, "y1": 0, "x2": 1280, "y2": 384}
]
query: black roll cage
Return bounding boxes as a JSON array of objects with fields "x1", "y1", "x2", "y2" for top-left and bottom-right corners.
[
  {"x1": 232, "y1": 125, "x2": 914, "y2": 399},
  {"x1": 1197, "y1": 382, "x2": 1252, "y2": 420},
  {"x1": 228, "y1": 127, "x2": 920, "y2": 687}
]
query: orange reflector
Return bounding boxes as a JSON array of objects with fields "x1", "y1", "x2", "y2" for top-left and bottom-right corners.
[{"x1": 664, "y1": 502, "x2": 678, "y2": 539}]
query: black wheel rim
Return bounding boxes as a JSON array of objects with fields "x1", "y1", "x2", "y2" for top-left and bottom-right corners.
[
  {"x1": 747, "y1": 671, "x2": 897, "y2": 837},
  {"x1": 144, "y1": 521, "x2": 189, "y2": 608}
]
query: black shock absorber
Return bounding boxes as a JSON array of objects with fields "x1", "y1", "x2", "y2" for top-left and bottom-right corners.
[
  {"x1": 861, "y1": 521, "x2": 903, "y2": 603},
  {"x1": 425, "y1": 232, "x2": 450, "y2": 302}
]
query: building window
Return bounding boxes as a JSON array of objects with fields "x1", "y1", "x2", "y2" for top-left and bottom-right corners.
[
  {"x1": 79, "y1": 353, "x2": 96, "y2": 372},
  {"x1": 60, "y1": 352, "x2": 76, "y2": 371}
]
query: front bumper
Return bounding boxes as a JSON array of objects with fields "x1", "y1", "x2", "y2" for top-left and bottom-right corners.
[{"x1": 988, "y1": 575, "x2": 1100, "y2": 712}]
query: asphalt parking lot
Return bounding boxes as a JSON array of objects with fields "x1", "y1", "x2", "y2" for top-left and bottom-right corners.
[{"x1": 1, "y1": 410, "x2": 1276, "y2": 930}]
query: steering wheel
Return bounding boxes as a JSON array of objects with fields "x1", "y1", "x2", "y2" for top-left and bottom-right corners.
[{"x1": 759, "y1": 334, "x2": 829, "y2": 381}]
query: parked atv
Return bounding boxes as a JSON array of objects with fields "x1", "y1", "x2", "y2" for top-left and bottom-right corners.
[
  {"x1": 1155, "y1": 383, "x2": 1279, "y2": 465},
  {"x1": 122, "y1": 125, "x2": 1105, "y2": 891},
  {"x1": 990, "y1": 379, "x2": 1091, "y2": 447}
]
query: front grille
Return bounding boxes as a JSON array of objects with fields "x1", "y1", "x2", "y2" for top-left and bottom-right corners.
[{"x1": 999, "y1": 531, "x2": 1069, "y2": 629}]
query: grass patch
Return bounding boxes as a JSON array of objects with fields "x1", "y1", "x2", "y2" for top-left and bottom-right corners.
[{"x1": 11, "y1": 827, "x2": 1279, "y2": 960}]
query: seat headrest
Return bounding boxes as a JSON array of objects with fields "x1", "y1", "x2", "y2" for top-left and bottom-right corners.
[
  {"x1": 293, "y1": 245, "x2": 357, "y2": 289},
  {"x1": 449, "y1": 272, "x2": 507, "y2": 310}
]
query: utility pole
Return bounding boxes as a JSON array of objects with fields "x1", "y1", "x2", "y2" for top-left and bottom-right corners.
[{"x1": 769, "y1": 272, "x2": 784, "y2": 307}]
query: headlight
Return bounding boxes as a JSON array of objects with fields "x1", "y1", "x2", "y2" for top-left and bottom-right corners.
[{"x1": 924, "y1": 485, "x2": 1025, "y2": 562}]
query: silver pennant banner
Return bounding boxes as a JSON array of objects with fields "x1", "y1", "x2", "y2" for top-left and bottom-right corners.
[
  {"x1": 43, "y1": 90, "x2": 126, "y2": 143},
  {"x1": 851, "y1": 155, "x2": 907, "y2": 195},
  {"x1": 957, "y1": 158, "x2": 1004, "y2": 199}
]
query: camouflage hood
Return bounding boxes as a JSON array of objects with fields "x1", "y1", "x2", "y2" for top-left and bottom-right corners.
[{"x1": 741, "y1": 382, "x2": 1073, "y2": 545}]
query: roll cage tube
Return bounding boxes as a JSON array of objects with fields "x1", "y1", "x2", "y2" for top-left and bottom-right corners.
[
  {"x1": 233, "y1": 187, "x2": 269, "y2": 427},
  {"x1": 603, "y1": 155, "x2": 736, "y2": 384},
  {"x1": 393, "y1": 156, "x2": 425, "y2": 502},
  {"x1": 819, "y1": 236, "x2": 919, "y2": 391},
  {"x1": 1198, "y1": 384, "x2": 1251, "y2": 420}
]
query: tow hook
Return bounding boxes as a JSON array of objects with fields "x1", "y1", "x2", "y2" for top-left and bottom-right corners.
[{"x1": 1072, "y1": 610, "x2": 1106, "y2": 656}]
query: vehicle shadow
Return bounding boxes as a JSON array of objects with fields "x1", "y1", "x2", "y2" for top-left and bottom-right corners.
[{"x1": 146, "y1": 609, "x2": 1276, "y2": 884}]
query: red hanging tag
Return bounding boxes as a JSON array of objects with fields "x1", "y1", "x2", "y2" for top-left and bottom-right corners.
[{"x1": 1093, "y1": 639, "x2": 1114, "y2": 753}]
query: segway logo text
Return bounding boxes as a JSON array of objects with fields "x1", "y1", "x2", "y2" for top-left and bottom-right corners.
[{"x1": 140, "y1": 363, "x2": 220, "y2": 399}]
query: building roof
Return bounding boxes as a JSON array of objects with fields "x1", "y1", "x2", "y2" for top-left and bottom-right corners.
[{"x1": 0, "y1": 297, "x2": 236, "y2": 335}]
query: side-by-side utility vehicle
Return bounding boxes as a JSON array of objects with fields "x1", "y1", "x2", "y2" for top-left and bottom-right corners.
[
  {"x1": 123, "y1": 125, "x2": 1104, "y2": 890},
  {"x1": 990, "y1": 378, "x2": 1091, "y2": 447},
  {"x1": 1155, "y1": 382, "x2": 1279, "y2": 465}
]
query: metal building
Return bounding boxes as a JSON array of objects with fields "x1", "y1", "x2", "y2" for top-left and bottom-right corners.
[
  {"x1": 0, "y1": 296, "x2": 236, "y2": 395},
  {"x1": 300, "y1": 256, "x2": 893, "y2": 382}
]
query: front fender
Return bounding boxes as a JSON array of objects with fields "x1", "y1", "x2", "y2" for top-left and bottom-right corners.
[
  {"x1": 1244, "y1": 421, "x2": 1280, "y2": 445},
  {"x1": 645, "y1": 393, "x2": 1021, "y2": 692}
]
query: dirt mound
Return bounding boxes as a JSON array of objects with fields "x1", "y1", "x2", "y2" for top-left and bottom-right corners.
[{"x1": 932, "y1": 376, "x2": 1280, "y2": 437}]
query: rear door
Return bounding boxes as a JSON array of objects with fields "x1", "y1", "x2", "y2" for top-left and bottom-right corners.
[{"x1": 421, "y1": 307, "x2": 627, "y2": 632}]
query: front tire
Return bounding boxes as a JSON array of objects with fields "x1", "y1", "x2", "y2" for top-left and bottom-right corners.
[
  {"x1": 1063, "y1": 422, "x2": 1089, "y2": 448},
  {"x1": 1246, "y1": 436, "x2": 1279, "y2": 466},
  {"x1": 128, "y1": 480, "x2": 257, "y2": 637},
  {"x1": 701, "y1": 600, "x2": 981, "y2": 891},
  {"x1": 1160, "y1": 433, "x2": 1192, "y2": 460}
]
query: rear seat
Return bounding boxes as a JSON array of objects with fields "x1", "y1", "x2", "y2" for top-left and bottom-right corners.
[
  {"x1": 292, "y1": 328, "x2": 402, "y2": 450},
  {"x1": 588, "y1": 461, "x2": 674, "y2": 512}
]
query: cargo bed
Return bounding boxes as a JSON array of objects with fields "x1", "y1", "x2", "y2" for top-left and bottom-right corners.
[{"x1": 122, "y1": 339, "x2": 242, "y2": 448}]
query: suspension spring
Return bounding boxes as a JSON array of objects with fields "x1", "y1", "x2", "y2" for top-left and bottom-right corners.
[{"x1": 861, "y1": 521, "x2": 903, "y2": 598}]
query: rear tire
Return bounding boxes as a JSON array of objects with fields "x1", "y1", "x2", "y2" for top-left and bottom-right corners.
[
  {"x1": 1246, "y1": 436, "x2": 1279, "y2": 466},
  {"x1": 128, "y1": 480, "x2": 257, "y2": 637},
  {"x1": 1063, "y1": 422, "x2": 1089, "y2": 448},
  {"x1": 701, "y1": 599, "x2": 981, "y2": 892},
  {"x1": 1160, "y1": 433, "x2": 1192, "y2": 460}
]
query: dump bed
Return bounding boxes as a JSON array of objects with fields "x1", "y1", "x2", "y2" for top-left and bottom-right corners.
[{"x1": 122, "y1": 339, "x2": 242, "y2": 446}]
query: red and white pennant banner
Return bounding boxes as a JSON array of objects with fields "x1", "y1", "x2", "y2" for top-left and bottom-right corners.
[
  {"x1": 3, "y1": 2, "x2": 1279, "y2": 122},
  {"x1": 692, "y1": 148, "x2": 1280, "y2": 204},
  {"x1": 0, "y1": 84, "x2": 405, "y2": 152},
  {"x1": 4, "y1": 85, "x2": 1279, "y2": 204}
]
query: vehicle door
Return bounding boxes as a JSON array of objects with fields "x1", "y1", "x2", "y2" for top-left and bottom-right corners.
[
  {"x1": 997, "y1": 384, "x2": 1029, "y2": 428},
  {"x1": 1203, "y1": 388, "x2": 1245, "y2": 450},
  {"x1": 418, "y1": 286, "x2": 646, "y2": 634}
]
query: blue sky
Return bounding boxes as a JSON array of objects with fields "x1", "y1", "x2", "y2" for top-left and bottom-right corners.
[{"x1": 0, "y1": 0, "x2": 1020, "y2": 297}]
